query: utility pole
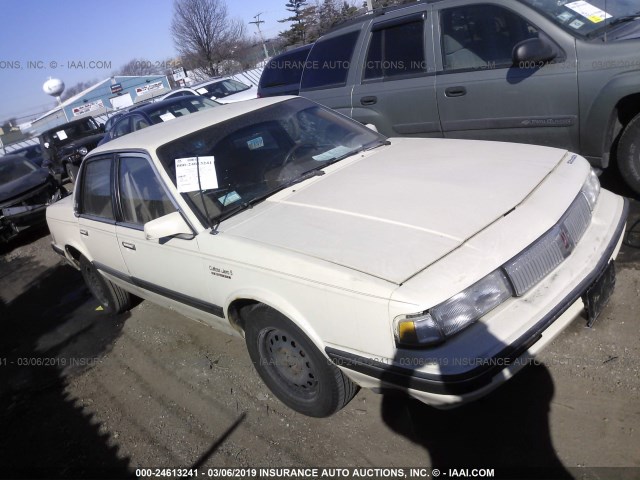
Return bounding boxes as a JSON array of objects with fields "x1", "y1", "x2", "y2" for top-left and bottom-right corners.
[
  {"x1": 366, "y1": 0, "x2": 374, "y2": 11},
  {"x1": 249, "y1": 13, "x2": 270, "y2": 61}
]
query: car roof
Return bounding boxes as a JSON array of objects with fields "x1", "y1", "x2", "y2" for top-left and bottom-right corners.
[
  {"x1": 89, "y1": 96, "x2": 292, "y2": 156},
  {"x1": 128, "y1": 95, "x2": 211, "y2": 114}
]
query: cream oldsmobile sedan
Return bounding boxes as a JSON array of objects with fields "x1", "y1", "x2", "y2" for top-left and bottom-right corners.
[{"x1": 46, "y1": 97, "x2": 628, "y2": 417}]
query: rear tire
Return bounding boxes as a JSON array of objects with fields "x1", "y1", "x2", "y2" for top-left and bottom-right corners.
[
  {"x1": 617, "y1": 112, "x2": 640, "y2": 195},
  {"x1": 244, "y1": 304, "x2": 358, "y2": 417},
  {"x1": 80, "y1": 256, "x2": 131, "y2": 315}
]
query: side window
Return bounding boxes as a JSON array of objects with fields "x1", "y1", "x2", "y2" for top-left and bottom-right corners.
[
  {"x1": 112, "y1": 117, "x2": 132, "y2": 138},
  {"x1": 131, "y1": 115, "x2": 151, "y2": 132},
  {"x1": 81, "y1": 157, "x2": 114, "y2": 220},
  {"x1": 118, "y1": 156, "x2": 176, "y2": 226},
  {"x1": 301, "y1": 30, "x2": 360, "y2": 90},
  {"x1": 440, "y1": 5, "x2": 538, "y2": 71},
  {"x1": 365, "y1": 17, "x2": 426, "y2": 80}
]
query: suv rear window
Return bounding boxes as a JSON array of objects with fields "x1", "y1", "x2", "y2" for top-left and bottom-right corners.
[{"x1": 301, "y1": 31, "x2": 360, "y2": 90}]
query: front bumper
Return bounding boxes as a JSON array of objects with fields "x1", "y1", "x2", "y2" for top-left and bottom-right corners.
[{"x1": 327, "y1": 191, "x2": 628, "y2": 407}]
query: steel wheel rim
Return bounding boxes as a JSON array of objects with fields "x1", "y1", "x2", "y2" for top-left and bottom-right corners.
[{"x1": 258, "y1": 327, "x2": 319, "y2": 399}]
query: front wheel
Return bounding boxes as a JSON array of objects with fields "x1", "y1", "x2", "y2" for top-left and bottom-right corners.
[
  {"x1": 80, "y1": 256, "x2": 132, "y2": 315},
  {"x1": 617, "y1": 113, "x2": 640, "y2": 195},
  {"x1": 244, "y1": 304, "x2": 358, "y2": 417}
]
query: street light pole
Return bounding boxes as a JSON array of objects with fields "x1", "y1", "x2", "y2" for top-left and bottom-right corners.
[{"x1": 250, "y1": 13, "x2": 270, "y2": 60}]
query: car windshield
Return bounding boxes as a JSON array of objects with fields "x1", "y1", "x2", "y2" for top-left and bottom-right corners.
[
  {"x1": 147, "y1": 97, "x2": 218, "y2": 124},
  {"x1": 157, "y1": 97, "x2": 386, "y2": 226},
  {"x1": 196, "y1": 79, "x2": 251, "y2": 98},
  {"x1": 521, "y1": 0, "x2": 639, "y2": 37},
  {"x1": 43, "y1": 118, "x2": 101, "y2": 147},
  {"x1": 0, "y1": 156, "x2": 38, "y2": 184}
]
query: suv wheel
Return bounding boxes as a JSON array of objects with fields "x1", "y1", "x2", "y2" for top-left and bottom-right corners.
[
  {"x1": 617, "y1": 112, "x2": 640, "y2": 195},
  {"x1": 243, "y1": 304, "x2": 358, "y2": 417}
]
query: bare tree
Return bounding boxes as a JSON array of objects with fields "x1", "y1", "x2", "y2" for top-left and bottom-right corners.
[{"x1": 171, "y1": 0, "x2": 246, "y2": 78}]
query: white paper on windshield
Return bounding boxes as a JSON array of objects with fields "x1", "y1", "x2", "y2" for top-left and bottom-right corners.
[
  {"x1": 312, "y1": 145, "x2": 353, "y2": 162},
  {"x1": 569, "y1": 19, "x2": 585, "y2": 29},
  {"x1": 56, "y1": 130, "x2": 68, "y2": 141},
  {"x1": 175, "y1": 156, "x2": 218, "y2": 192},
  {"x1": 565, "y1": 1, "x2": 611, "y2": 23},
  {"x1": 196, "y1": 87, "x2": 208, "y2": 95},
  {"x1": 247, "y1": 136, "x2": 264, "y2": 150},
  {"x1": 218, "y1": 191, "x2": 241, "y2": 206},
  {"x1": 557, "y1": 11, "x2": 574, "y2": 23},
  {"x1": 159, "y1": 112, "x2": 176, "y2": 122}
]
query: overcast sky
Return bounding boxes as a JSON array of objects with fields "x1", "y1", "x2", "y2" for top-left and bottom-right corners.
[{"x1": 0, "y1": 0, "x2": 290, "y2": 124}]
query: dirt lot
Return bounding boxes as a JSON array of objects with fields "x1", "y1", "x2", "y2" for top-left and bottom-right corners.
[{"x1": 1, "y1": 171, "x2": 639, "y2": 479}]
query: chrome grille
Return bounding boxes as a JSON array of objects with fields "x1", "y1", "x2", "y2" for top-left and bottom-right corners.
[{"x1": 503, "y1": 193, "x2": 592, "y2": 296}]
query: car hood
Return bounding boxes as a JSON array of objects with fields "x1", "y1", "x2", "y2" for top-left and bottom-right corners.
[
  {"x1": 224, "y1": 138, "x2": 568, "y2": 284},
  {"x1": 0, "y1": 168, "x2": 50, "y2": 206},
  {"x1": 59, "y1": 133, "x2": 105, "y2": 154}
]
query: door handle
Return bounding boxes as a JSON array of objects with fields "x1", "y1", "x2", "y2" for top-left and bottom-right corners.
[
  {"x1": 360, "y1": 96, "x2": 377, "y2": 106},
  {"x1": 121, "y1": 242, "x2": 136, "y2": 251},
  {"x1": 445, "y1": 86, "x2": 467, "y2": 97},
  {"x1": 80, "y1": 229, "x2": 88, "y2": 236}
]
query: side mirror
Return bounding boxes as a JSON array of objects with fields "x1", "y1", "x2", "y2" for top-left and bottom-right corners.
[
  {"x1": 364, "y1": 123, "x2": 378, "y2": 133},
  {"x1": 144, "y1": 212, "x2": 193, "y2": 240},
  {"x1": 512, "y1": 38, "x2": 556, "y2": 66}
]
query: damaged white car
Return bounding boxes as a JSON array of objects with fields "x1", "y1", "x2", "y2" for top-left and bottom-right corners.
[{"x1": 46, "y1": 97, "x2": 628, "y2": 417}]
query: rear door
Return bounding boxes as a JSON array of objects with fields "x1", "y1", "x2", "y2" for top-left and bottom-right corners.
[
  {"x1": 77, "y1": 154, "x2": 129, "y2": 276},
  {"x1": 434, "y1": 1, "x2": 579, "y2": 149},
  {"x1": 350, "y1": 5, "x2": 440, "y2": 137},
  {"x1": 299, "y1": 23, "x2": 368, "y2": 118}
]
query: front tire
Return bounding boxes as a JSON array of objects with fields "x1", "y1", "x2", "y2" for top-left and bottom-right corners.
[
  {"x1": 617, "y1": 112, "x2": 640, "y2": 195},
  {"x1": 244, "y1": 304, "x2": 358, "y2": 417},
  {"x1": 80, "y1": 256, "x2": 132, "y2": 315}
]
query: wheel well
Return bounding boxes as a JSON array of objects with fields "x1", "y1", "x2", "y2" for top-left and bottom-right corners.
[
  {"x1": 65, "y1": 246, "x2": 82, "y2": 268},
  {"x1": 608, "y1": 94, "x2": 640, "y2": 153},
  {"x1": 227, "y1": 298, "x2": 260, "y2": 332}
]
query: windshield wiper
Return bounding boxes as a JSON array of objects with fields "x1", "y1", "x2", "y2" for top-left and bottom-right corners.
[
  {"x1": 211, "y1": 170, "x2": 327, "y2": 230},
  {"x1": 609, "y1": 14, "x2": 640, "y2": 26}
]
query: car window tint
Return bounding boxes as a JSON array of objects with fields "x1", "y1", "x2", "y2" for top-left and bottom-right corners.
[
  {"x1": 301, "y1": 31, "x2": 359, "y2": 90},
  {"x1": 131, "y1": 115, "x2": 151, "y2": 131},
  {"x1": 365, "y1": 17, "x2": 426, "y2": 80},
  {"x1": 262, "y1": 47, "x2": 311, "y2": 88},
  {"x1": 81, "y1": 157, "x2": 114, "y2": 219},
  {"x1": 118, "y1": 156, "x2": 176, "y2": 225},
  {"x1": 441, "y1": 4, "x2": 538, "y2": 71},
  {"x1": 113, "y1": 117, "x2": 131, "y2": 138}
]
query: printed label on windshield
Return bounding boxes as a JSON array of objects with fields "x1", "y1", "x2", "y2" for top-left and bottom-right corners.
[
  {"x1": 312, "y1": 145, "x2": 353, "y2": 162},
  {"x1": 196, "y1": 88, "x2": 208, "y2": 95},
  {"x1": 159, "y1": 112, "x2": 176, "y2": 122},
  {"x1": 175, "y1": 156, "x2": 218, "y2": 192},
  {"x1": 56, "y1": 130, "x2": 68, "y2": 141},
  {"x1": 566, "y1": 1, "x2": 612, "y2": 23},
  {"x1": 557, "y1": 11, "x2": 574, "y2": 23},
  {"x1": 218, "y1": 191, "x2": 241, "y2": 206},
  {"x1": 247, "y1": 136, "x2": 264, "y2": 150},
  {"x1": 570, "y1": 19, "x2": 586, "y2": 29}
]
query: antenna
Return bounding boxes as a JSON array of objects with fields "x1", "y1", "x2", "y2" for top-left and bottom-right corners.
[{"x1": 249, "y1": 13, "x2": 270, "y2": 60}]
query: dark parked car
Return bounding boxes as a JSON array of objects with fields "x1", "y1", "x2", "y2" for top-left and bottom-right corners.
[
  {"x1": 258, "y1": 44, "x2": 313, "y2": 97},
  {"x1": 9, "y1": 144, "x2": 45, "y2": 167},
  {"x1": 39, "y1": 116, "x2": 105, "y2": 183},
  {"x1": 99, "y1": 95, "x2": 219, "y2": 145},
  {"x1": 0, "y1": 155, "x2": 66, "y2": 243},
  {"x1": 298, "y1": 0, "x2": 640, "y2": 194}
]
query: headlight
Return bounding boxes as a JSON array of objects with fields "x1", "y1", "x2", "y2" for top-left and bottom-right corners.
[
  {"x1": 78, "y1": 146, "x2": 88, "y2": 156},
  {"x1": 580, "y1": 168, "x2": 600, "y2": 211},
  {"x1": 395, "y1": 270, "x2": 513, "y2": 347}
]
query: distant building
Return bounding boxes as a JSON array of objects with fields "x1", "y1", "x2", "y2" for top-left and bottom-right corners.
[{"x1": 27, "y1": 75, "x2": 171, "y2": 135}]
